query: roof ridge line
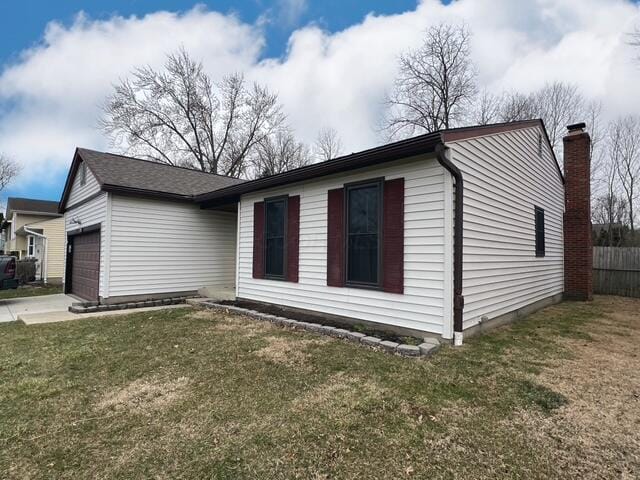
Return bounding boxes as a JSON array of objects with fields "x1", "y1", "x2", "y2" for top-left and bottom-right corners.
[{"x1": 76, "y1": 148, "x2": 244, "y2": 181}]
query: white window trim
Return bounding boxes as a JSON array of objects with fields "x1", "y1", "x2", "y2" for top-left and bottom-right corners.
[{"x1": 27, "y1": 235, "x2": 35, "y2": 257}]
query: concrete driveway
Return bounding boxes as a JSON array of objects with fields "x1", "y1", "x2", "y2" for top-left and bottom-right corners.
[{"x1": 0, "y1": 294, "x2": 75, "y2": 322}]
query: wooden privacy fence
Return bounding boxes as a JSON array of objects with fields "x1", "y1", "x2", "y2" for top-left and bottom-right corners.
[{"x1": 593, "y1": 247, "x2": 640, "y2": 298}]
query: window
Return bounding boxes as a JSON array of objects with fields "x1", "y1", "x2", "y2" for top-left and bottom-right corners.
[
  {"x1": 79, "y1": 162, "x2": 86, "y2": 186},
  {"x1": 346, "y1": 180, "x2": 382, "y2": 286},
  {"x1": 534, "y1": 206, "x2": 545, "y2": 257},
  {"x1": 264, "y1": 197, "x2": 287, "y2": 278},
  {"x1": 27, "y1": 235, "x2": 35, "y2": 257}
]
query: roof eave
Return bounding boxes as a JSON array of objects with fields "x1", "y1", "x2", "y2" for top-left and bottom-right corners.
[{"x1": 196, "y1": 132, "x2": 442, "y2": 207}]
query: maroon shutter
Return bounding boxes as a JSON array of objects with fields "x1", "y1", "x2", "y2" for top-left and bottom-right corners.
[
  {"x1": 327, "y1": 188, "x2": 345, "y2": 287},
  {"x1": 383, "y1": 178, "x2": 404, "y2": 293},
  {"x1": 252, "y1": 201, "x2": 265, "y2": 279},
  {"x1": 287, "y1": 195, "x2": 300, "y2": 283}
]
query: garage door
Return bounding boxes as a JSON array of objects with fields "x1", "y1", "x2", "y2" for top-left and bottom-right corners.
[{"x1": 70, "y1": 231, "x2": 100, "y2": 301}]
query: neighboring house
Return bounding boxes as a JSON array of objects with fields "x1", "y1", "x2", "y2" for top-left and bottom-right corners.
[
  {"x1": 1, "y1": 198, "x2": 65, "y2": 283},
  {"x1": 59, "y1": 120, "x2": 593, "y2": 344}
]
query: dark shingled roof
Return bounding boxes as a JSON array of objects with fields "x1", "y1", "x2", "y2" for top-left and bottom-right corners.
[
  {"x1": 6, "y1": 197, "x2": 61, "y2": 216},
  {"x1": 77, "y1": 148, "x2": 245, "y2": 198}
]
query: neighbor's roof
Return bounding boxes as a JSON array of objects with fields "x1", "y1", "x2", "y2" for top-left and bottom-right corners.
[
  {"x1": 59, "y1": 149, "x2": 245, "y2": 211},
  {"x1": 6, "y1": 197, "x2": 61, "y2": 217},
  {"x1": 196, "y1": 119, "x2": 560, "y2": 207}
]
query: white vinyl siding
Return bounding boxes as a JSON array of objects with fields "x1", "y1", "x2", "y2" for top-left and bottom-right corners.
[
  {"x1": 107, "y1": 196, "x2": 237, "y2": 298},
  {"x1": 64, "y1": 192, "x2": 108, "y2": 296},
  {"x1": 448, "y1": 126, "x2": 564, "y2": 329},
  {"x1": 67, "y1": 162, "x2": 100, "y2": 206},
  {"x1": 237, "y1": 155, "x2": 448, "y2": 335}
]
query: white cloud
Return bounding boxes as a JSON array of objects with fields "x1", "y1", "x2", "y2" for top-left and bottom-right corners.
[{"x1": 1, "y1": 0, "x2": 639, "y2": 191}]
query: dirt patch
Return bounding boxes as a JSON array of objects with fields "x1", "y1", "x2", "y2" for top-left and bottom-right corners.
[
  {"x1": 220, "y1": 300, "x2": 423, "y2": 345},
  {"x1": 97, "y1": 377, "x2": 189, "y2": 412},
  {"x1": 254, "y1": 335, "x2": 327, "y2": 366}
]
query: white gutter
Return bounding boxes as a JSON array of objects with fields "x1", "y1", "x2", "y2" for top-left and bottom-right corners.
[{"x1": 23, "y1": 227, "x2": 48, "y2": 283}]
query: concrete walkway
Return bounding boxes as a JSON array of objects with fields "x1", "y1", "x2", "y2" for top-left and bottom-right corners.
[
  {"x1": 0, "y1": 294, "x2": 74, "y2": 322},
  {"x1": 0, "y1": 293, "x2": 192, "y2": 324},
  {"x1": 19, "y1": 304, "x2": 191, "y2": 325}
]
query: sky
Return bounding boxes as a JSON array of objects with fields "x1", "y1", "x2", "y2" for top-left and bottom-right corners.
[{"x1": 0, "y1": 0, "x2": 639, "y2": 205}]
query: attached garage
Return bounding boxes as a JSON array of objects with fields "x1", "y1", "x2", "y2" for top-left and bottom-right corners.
[
  {"x1": 59, "y1": 148, "x2": 243, "y2": 304},
  {"x1": 66, "y1": 230, "x2": 100, "y2": 301}
]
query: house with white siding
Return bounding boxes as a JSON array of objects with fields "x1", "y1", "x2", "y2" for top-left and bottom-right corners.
[{"x1": 59, "y1": 119, "x2": 593, "y2": 344}]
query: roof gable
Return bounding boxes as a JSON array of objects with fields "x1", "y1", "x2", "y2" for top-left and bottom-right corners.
[{"x1": 59, "y1": 149, "x2": 245, "y2": 211}]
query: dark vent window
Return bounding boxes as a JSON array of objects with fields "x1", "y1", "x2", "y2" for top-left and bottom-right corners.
[
  {"x1": 265, "y1": 197, "x2": 287, "y2": 278},
  {"x1": 346, "y1": 180, "x2": 382, "y2": 286},
  {"x1": 537, "y1": 133, "x2": 543, "y2": 157},
  {"x1": 535, "y1": 206, "x2": 545, "y2": 257},
  {"x1": 79, "y1": 162, "x2": 87, "y2": 186}
]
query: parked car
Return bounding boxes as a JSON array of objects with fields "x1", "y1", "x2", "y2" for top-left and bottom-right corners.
[{"x1": 0, "y1": 255, "x2": 18, "y2": 290}]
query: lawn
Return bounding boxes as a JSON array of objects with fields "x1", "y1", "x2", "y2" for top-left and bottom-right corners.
[
  {"x1": 0, "y1": 296, "x2": 638, "y2": 479},
  {"x1": 0, "y1": 283, "x2": 62, "y2": 300}
]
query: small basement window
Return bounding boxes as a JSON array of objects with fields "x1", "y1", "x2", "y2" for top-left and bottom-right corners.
[
  {"x1": 264, "y1": 196, "x2": 287, "y2": 279},
  {"x1": 346, "y1": 179, "x2": 382, "y2": 287},
  {"x1": 534, "y1": 206, "x2": 545, "y2": 257}
]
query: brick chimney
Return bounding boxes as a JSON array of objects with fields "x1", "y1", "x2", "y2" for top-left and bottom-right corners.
[{"x1": 563, "y1": 122, "x2": 593, "y2": 301}]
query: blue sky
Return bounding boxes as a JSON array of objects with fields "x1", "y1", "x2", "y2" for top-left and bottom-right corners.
[{"x1": 0, "y1": 0, "x2": 638, "y2": 206}]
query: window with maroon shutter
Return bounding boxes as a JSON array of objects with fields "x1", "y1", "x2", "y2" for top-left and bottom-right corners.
[
  {"x1": 253, "y1": 196, "x2": 300, "y2": 282},
  {"x1": 326, "y1": 177, "x2": 404, "y2": 293}
]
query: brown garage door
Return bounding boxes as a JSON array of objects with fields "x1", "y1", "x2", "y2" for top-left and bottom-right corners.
[{"x1": 70, "y1": 231, "x2": 100, "y2": 301}]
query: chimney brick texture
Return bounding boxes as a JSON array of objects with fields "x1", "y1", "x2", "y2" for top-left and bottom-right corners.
[{"x1": 563, "y1": 127, "x2": 593, "y2": 301}]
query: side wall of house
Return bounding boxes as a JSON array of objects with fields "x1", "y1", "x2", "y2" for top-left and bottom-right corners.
[
  {"x1": 30, "y1": 217, "x2": 65, "y2": 281},
  {"x1": 448, "y1": 126, "x2": 565, "y2": 330},
  {"x1": 237, "y1": 155, "x2": 451, "y2": 335},
  {"x1": 106, "y1": 195, "x2": 237, "y2": 299}
]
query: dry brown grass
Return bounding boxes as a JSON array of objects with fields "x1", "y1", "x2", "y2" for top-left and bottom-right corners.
[
  {"x1": 97, "y1": 376, "x2": 189, "y2": 412},
  {"x1": 254, "y1": 335, "x2": 327, "y2": 366},
  {"x1": 3, "y1": 298, "x2": 640, "y2": 479},
  {"x1": 499, "y1": 296, "x2": 640, "y2": 479}
]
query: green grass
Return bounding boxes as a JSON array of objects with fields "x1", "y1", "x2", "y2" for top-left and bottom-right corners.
[
  {"x1": 0, "y1": 283, "x2": 63, "y2": 300},
  {"x1": 0, "y1": 298, "x2": 637, "y2": 479}
]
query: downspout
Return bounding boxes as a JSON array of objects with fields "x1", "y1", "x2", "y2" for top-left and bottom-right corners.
[
  {"x1": 23, "y1": 227, "x2": 48, "y2": 283},
  {"x1": 435, "y1": 143, "x2": 465, "y2": 346}
]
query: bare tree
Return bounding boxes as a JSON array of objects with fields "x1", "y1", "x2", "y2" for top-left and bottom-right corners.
[
  {"x1": 609, "y1": 116, "x2": 640, "y2": 237},
  {"x1": 252, "y1": 128, "x2": 311, "y2": 178},
  {"x1": 498, "y1": 91, "x2": 538, "y2": 122},
  {"x1": 101, "y1": 49, "x2": 286, "y2": 178},
  {"x1": 0, "y1": 154, "x2": 20, "y2": 192},
  {"x1": 534, "y1": 82, "x2": 585, "y2": 151},
  {"x1": 592, "y1": 193, "x2": 627, "y2": 246},
  {"x1": 314, "y1": 127, "x2": 344, "y2": 161},
  {"x1": 383, "y1": 23, "x2": 477, "y2": 138},
  {"x1": 470, "y1": 89, "x2": 502, "y2": 125}
]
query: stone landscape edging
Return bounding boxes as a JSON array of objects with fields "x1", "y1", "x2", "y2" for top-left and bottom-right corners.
[{"x1": 200, "y1": 301, "x2": 441, "y2": 358}]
